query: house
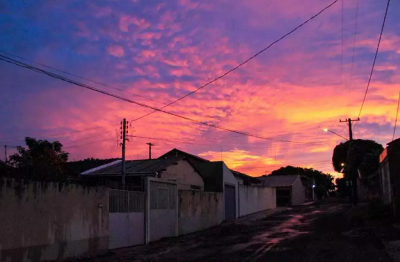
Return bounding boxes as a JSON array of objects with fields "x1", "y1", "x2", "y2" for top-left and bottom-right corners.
[
  {"x1": 259, "y1": 175, "x2": 305, "y2": 206},
  {"x1": 379, "y1": 138, "x2": 400, "y2": 211},
  {"x1": 80, "y1": 157, "x2": 204, "y2": 191},
  {"x1": 159, "y1": 148, "x2": 258, "y2": 186},
  {"x1": 159, "y1": 148, "x2": 240, "y2": 219}
]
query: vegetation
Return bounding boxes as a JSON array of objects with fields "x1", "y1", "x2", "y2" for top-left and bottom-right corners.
[
  {"x1": 8, "y1": 137, "x2": 69, "y2": 180},
  {"x1": 332, "y1": 139, "x2": 383, "y2": 177}
]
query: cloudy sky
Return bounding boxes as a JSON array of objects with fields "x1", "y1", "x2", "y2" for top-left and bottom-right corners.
[{"x1": 0, "y1": 0, "x2": 399, "y2": 178}]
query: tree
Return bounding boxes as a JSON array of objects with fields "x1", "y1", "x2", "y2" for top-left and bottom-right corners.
[
  {"x1": 332, "y1": 139, "x2": 383, "y2": 178},
  {"x1": 9, "y1": 137, "x2": 69, "y2": 180},
  {"x1": 269, "y1": 166, "x2": 335, "y2": 198}
]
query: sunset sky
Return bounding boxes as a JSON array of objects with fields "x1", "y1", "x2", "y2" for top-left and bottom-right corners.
[{"x1": 1, "y1": 0, "x2": 399, "y2": 179}]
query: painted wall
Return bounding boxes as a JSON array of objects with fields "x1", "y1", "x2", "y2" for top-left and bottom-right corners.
[
  {"x1": 291, "y1": 176, "x2": 306, "y2": 206},
  {"x1": 239, "y1": 185, "x2": 276, "y2": 217},
  {"x1": 222, "y1": 163, "x2": 239, "y2": 218},
  {"x1": 0, "y1": 177, "x2": 109, "y2": 262},
  {"x1": 161, "y1": 160, "x2": 204, "y2": 190},
  {"x1": 178, "y1": 190, "x2": 224, "y2": 235}
]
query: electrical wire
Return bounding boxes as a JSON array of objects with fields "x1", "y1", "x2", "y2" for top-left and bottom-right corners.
[
  {"x1": 130, "y1": 0, "x2": 339, "y2": 122},
  {"x1": 392, "y1": 90, "x2": 400, "y2": 141},
  {"x1": 0, "y1": 54, "x2": 319, "y2": 144},
  {"x1": 0, "y1": 50, "x2": 163, "y2": 104},
  {"x1": 347, "y1": 0, "x2": 360, "y2": 113},
  {"x1": 356, "y1": 0, "x2": 391, "y2": 119},
  {"x1": 63, "y1": 138, "x2": 115, "y2": 149}
]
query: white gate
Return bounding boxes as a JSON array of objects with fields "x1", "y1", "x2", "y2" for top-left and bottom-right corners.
[
  {"x1": 109, "y1": 190, "x2": 145, "y2": 249},
  {"x1": 148, "y1": 178, "x2": 178, "y2": 242}
]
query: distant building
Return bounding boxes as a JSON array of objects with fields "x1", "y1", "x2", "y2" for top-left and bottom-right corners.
[{"x1": 259, "y1": 174, "x2": 305, "y2": 206}]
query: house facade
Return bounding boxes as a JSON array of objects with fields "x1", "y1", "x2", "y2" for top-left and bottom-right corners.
[{"x1": 259, "y1": 175, "x2": 305, "y2": 206}]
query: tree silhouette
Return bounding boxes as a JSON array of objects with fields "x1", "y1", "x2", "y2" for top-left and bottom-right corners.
[
  {"x1": 9, "y1": 137, "x2": 69, "y2": 180},
  {"x1": 332, "y1": 139, "x2": 383, "y2": 178}
]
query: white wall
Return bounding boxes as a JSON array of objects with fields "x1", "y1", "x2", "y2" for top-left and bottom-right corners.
[
  {"x1": 239, "y1": 185, "x2": 276, "y2": 217},
  {"x1": 222, "y1": 163, "x2": 239, "y2": 218},
  {"x1": 161, "y1": 160, "x2": 204, "y2": 189},
  {"x1": 178, "y1": 190, "x2": 224, "y2": 235},
  {"x1": 0, "y1": 177, "x2": 109, "y2": 262},
  {"x1": 291, "y1": 176, "x2": 306, "y2": 205}
]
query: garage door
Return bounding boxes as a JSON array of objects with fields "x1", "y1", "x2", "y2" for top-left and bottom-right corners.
[
  {"x1": 224, "y1": 184, "x2": 236, "y2": 220},
  {"x1": 276, "y1": 188, "x2": 291, "y2": 207}
]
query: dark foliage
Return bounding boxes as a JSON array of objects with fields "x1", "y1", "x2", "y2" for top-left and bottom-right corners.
[
  {"x1": 8, "y1": 137, "x2": 69, "y2": 180},
  {"x1": 332, "y1": 139, "x2": 383, "y2": 178}
]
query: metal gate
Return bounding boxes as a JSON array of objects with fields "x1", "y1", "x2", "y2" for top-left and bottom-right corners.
[
  {"x1": 109, "y1": 190, "x2": 145, "y2": 249},
  {"x1": 224, "y1": 184, "x2": 236, "y2": 220},
  {"x1": 148, "y1": 179, "x2": 178, "y2": 242}
]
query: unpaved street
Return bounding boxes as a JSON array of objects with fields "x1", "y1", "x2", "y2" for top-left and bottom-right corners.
[{"x1": 84, "y1": 200, "x2": 390, "y2": 262}]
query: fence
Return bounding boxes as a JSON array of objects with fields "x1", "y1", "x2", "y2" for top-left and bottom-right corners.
[
  {"x1": 239, "y1": 185, "x2": 276, "y2": 217},
  {"x1": 178, "y1": 190, "x2": 224, "y2": 235},
  {"x1": 0, "y1": 177, "x2": 109, "y2": 262}
]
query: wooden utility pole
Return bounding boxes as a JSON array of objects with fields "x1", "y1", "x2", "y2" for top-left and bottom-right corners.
[
  {"x1": 120, "y1": 119, "x2": 129, "y2": 188},
  {"x1": 4, "y1": 145, "x2": 7, "y2": 162},
  {"x1": 146, "y1": 143, "x2": 154, "y2": 159},
  {"x1": 340, "y1": 117, "x2": 360, "y2": 205}
]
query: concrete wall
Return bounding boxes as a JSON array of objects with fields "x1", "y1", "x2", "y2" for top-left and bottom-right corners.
[
  {"x1": 178, "y1": 190, "x2": 224, "y2": 235},
  {"x1": 222, "y1": 163, "x2": 239, "y2": 218},
  {"x1": 161, "y1": 160, "x2": 204, "y2": 189},
  {"x1": 291, "y1": 176, "x2": 306, "y2": 206},
  {"x1": 0, "y1": 177, "x2": 109, "y2": 262},
  {"x1": 239, "y1": 185, "x2": 276, "y2": 217}
]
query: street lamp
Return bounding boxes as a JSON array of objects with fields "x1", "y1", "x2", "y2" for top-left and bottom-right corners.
[{"x1": 323, "y1": 128, "x2": 349, "y2": 140}]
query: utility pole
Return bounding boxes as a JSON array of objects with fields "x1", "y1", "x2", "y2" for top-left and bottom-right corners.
[
  {"x1": 340, "y1": 117, "x2": 360, "y2": 205},
  {"x1": 120, "y1": 119, "x2": 129, "y2": 188},
  {"x1": 4, "y1": 145, "x2": 7, "y2": 163},
  {"x1": 146, "y1": 143, "x2": 154, "y2": 159}
]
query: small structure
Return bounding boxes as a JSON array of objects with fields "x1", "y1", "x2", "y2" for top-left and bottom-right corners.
[
  {"x1": 80, "y1": 157, "x2": 204, "y2": 190},
  {"x1": 159, "y1": 148, "x2": 240, "y2": 219},
  {"x1": 259, "y1": 175, "x2": 305, "y2": 206}
]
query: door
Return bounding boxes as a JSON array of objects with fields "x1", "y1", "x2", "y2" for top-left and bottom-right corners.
[
  {"x1": 149, "y1": 180, "x2": 178, "y2": 242},
  {"x1": 224, "y1": 184, "x2": 236, "y2": 220},
  {"x1": 109, "y1": 190, "x2": 145, "y2": 249},
  {"x1": 276, "y1": 188, "x2": 292, "y2": 207}
]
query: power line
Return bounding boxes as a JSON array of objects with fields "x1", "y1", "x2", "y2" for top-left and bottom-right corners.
[
  {"x1": 0, "y1": 126, "x2": 108, "y2": 144},
  {"x1": 0, "y1": 54, "x2": 318, "y2": 144},
  {"x1": 0, "y1": 50, "x2": 163, "y2": 104},
  {"x1": 347, "y1": 0, "x2": 360, "y2": 113},
  {"x1": 63, "y1": 138, "x2": 115, "y2": 149},
  {"x1": 130, "y1": 0, "x2": 339, "y2": 122},
  {"x1": 393, "y1": 90, "x2": 400, "y2": 141},
  {"x1": 356, "y1": 0, "x2": 391, "y2": 119}
]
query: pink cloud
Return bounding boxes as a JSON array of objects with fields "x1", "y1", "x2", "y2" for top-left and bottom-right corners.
[{"x1": 108, "y1": 45, "x2": 125, "y2": 57}]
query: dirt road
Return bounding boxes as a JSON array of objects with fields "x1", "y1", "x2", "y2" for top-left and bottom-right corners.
[{"x1": 83, "y1": 200, "x2": 390, "y2": 262}]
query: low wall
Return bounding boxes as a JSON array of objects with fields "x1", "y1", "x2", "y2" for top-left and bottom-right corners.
[
  {"x1": 0, "y1": 177, "x2": 109, "y2": 262},
  {"x1": 239, "y1": 185, "x2": 276, "y2": 217},
  {"x1": 178, "y1": 190, "x2": 224, "y2": 235}
]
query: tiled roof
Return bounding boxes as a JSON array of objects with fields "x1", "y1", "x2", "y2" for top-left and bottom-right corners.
[
  {"x1": 260, "y1": 175, "x2": 300, "y2": 187},
  {"x1": 81, "y1": 158, "x2": 181, "y2": 176}
]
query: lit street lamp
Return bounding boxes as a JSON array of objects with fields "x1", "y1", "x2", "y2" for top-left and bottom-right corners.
[{"x1": 323, "y1": 128, "x2": 349, "y2": 140}]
